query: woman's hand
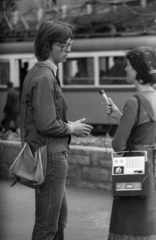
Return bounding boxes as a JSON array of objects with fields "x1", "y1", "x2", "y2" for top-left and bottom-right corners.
[{"x1": 106, "y1": 98, "x2": 122, "y2": 123}]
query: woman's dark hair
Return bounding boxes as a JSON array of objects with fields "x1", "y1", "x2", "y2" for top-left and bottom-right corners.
[{"x1": 34, "y1": 21, "x2": 74, "y2": 61}]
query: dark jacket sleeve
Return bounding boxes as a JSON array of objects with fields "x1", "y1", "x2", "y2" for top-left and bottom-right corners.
[
  {"x1": 32, "y1": 74, "x2": 71, "y2": 137},
  {"x1": 4, "y1": 93, "x2": 12, "y2": 113},
  {"x1": 112, "y1": 97, "x2": 138, "y2": 152}
]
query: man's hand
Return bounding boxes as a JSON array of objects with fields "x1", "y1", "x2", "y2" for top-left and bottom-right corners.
[{"x1": 72, "y1": 118, "x2": 93, "y2": 137}]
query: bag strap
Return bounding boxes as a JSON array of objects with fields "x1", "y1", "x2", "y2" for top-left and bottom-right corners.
[
  {"x1": 20, "y1": 63, "x2": 58, "y2": 146},
  {"x1": 20, "y1": 65, "x2": 41, "y2": 145},
  {"x1": 134, "y1": 95, "x2": 141, "y2": 126},
  {"x1": 127, "y1": 95, "x2": 140, "y2": 151}
]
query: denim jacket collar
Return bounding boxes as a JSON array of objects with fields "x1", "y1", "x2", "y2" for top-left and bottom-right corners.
[{"x1": 43, "y1": 59, "x2": 57, "y2": 77}]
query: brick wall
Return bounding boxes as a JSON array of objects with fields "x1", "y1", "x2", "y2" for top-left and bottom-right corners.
[
  {"x1": 67, "y1": 145, "x2": 112, "y2": 190},
  {"x1": 0, "y1": 140, "x2": 112, "y2": 191}
]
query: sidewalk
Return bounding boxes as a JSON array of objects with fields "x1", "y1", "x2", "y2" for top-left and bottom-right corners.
[{"x1": 0, "y1": 178, "x2": 113, "y2": 240}]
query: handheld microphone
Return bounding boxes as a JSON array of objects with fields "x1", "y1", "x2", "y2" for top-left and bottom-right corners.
[
  {"x1": 99, "y1": 89, "x2": 110, "y2": 103},
  {"x1": 99, "y1": 89, "x2": 112, "y2": 115}
]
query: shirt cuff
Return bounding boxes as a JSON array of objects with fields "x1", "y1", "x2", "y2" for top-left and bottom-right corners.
[{"x1": 67, "y1": 123, "x2": 74, "y2": 134}]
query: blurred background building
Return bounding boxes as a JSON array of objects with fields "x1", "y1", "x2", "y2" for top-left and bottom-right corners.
[{"x1": 0, "y1": 0, "x2": 156, "y2": 42}]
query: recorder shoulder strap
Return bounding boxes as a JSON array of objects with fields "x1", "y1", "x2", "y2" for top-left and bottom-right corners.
[
  {"x1": 134, "y1": 95, "x2": 141, "y2": 125},
  {"x1": 127, "y1": 95, "x2": 140, "y2": 152}
]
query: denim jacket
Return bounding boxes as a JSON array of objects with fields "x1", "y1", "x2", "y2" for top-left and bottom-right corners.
[{"x1": 20, "y1": 62, "x2": 71, "y2": 154}]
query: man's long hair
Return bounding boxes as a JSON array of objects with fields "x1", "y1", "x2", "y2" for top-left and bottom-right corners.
[{"x1": 34, "y1": 20, "x2": 74, "y2": 61}]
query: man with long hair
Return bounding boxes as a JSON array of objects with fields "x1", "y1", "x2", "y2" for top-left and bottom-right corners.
[{"x1": 20, "y1": 20, "x2": 93, "y2": 240}]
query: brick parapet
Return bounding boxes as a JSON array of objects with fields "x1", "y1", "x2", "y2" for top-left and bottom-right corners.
[{"x1": 68, "y1": 145, "x2": 112, "y2": 190}]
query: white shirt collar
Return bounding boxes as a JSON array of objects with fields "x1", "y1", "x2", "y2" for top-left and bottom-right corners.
[{"x1": 43, "y1": 59, "x2": 58, "y2": 77}]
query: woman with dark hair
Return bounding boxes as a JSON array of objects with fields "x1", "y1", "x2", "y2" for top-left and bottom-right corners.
[
  {"x1": 105, "y1": 46, "x2": 156, "y2": 239},
  {"x1": 20, "y1": 20, "x2": 93, "y2": 240}
]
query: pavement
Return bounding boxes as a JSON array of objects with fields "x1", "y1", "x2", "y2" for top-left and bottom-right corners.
[{"x1": 0, "y1": 178, "x2": 113, "y2": 240}]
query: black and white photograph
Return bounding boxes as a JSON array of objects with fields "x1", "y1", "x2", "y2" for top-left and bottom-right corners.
[{"x1": 0, "y1": 1, "x2": 156, "y2": 240}]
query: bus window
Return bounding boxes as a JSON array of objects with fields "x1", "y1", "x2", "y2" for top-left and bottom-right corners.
[
  {"x1": 99, "y1": 56, "x2": 127, "y2": 85},
  {"x1": 0, "y1": 60, "x2": 10, "y2": 85},
  {"x1": 63, "y1": 57, "x2": 94, "y2": 85}
]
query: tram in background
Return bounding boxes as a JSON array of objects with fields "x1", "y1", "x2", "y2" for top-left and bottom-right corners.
[{"x1": 0, "y1": 35, "x2": 156, "y2": 135}]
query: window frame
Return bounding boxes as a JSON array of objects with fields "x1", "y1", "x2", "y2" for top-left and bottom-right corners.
[
  {"x1": 0, "y1": 54, "x2": 36, "y2": 88},
  {"x1": 59, "y1": 50, "x2": 134, "y2": 89},
  {"x1": 0, "y1": 50, "x2": 135, "y2": 89}
]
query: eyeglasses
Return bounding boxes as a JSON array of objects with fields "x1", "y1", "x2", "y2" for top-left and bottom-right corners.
[{"x1": 54, "y1": 41, "x2": 74, "y2": 51}]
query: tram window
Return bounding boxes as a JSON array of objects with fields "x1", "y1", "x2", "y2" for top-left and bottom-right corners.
[
  {"x1": 63, "y1": 57, "x2": 94, "y2": 85},
  {"x1": 99, "y1": 56, "x2": 127, "y2": 85},
  {"x1": 0, "y1": 60, "x2": 10, "y2": 85}
]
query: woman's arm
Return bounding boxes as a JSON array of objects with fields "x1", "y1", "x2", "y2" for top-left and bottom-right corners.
[{"x1": 112, "y1": 97, "x2": 138, "y2": 152}]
